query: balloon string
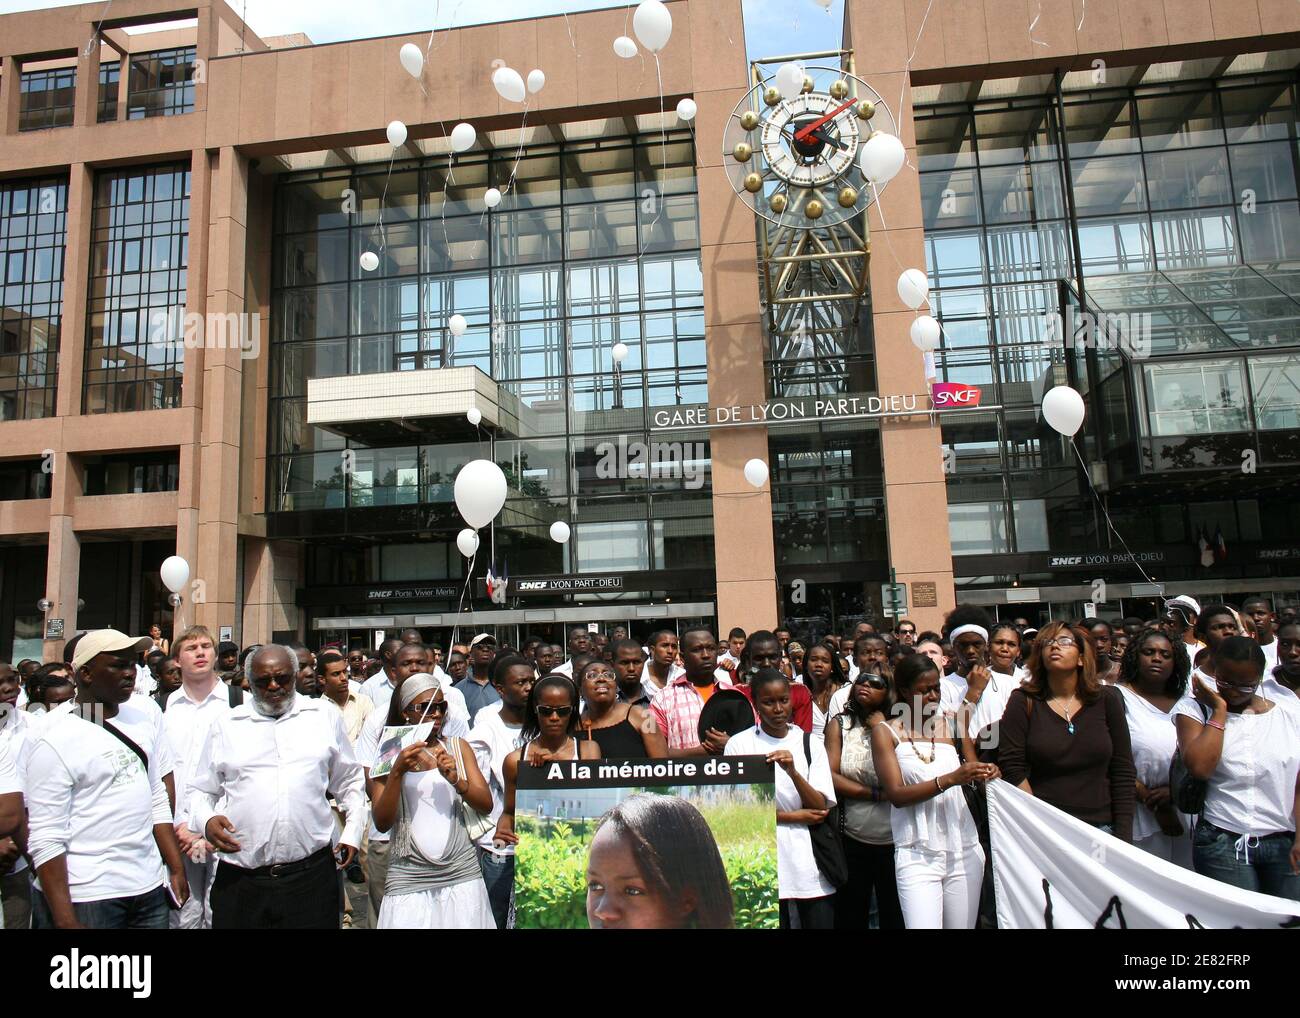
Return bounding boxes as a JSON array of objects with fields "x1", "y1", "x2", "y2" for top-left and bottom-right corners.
[
  {"x1": 649, "y1": 52, "x2": 667, "y2": 233},
  {"x1": 452, "y1": 544, "x2": 477, "y2": 649},
  {"x1": 1070, "y1": 437, "x2": 1155, "y2": 584}
]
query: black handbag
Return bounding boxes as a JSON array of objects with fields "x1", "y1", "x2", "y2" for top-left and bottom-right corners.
[
  {"x1": 951, "y1": 715, "x2": 990, "y2": 845},
  {"x1": 801, "y1": 732, "x2": 849, "y2": 888},
  {"x1": 1169, "y1": 702, "x2": 1209, "y2": 815}
]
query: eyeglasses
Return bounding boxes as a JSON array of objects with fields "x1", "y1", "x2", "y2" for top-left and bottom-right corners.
[
  {"x1": 1042, "y1": 637, "x2": 1077, "y2": 649},
  {"x1": 854, "y1": 674, "x2": 888, "y2": 690},
  {"x1": 898, "y1": 628, "x2": 916, "y2": 635},
  {"x1": 1216, "y1": 680, "x2": 1259, "y2": 694},
  {"x1": 250, "y1": 674, "x2": 293, "y2": 689},
  {"x1": 536, "y1": 704, "x2": 574, "y2": 719},
  {"x1": 404, "y1": 700, "x2": 449, "y2": 715}
]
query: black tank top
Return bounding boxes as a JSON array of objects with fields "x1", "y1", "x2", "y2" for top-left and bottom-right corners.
[{"x1": 585, "y1": 708, "x2": 647, "y2": 759}]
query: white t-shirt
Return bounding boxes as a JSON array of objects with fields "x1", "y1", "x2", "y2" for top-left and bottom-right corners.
[
  {"x1": 1260, "y1": 639, "x2": 1279, "y2": 675},
  {"x1": 163, "y1": 681, "x2": 231, "y2": 826},
  {"x1": 48, "y1": 696, "x2": 175, "y2": 781},
  {"x1": 725, "y1": 725, "x2": 837, "y2": 901},
  {"x1": 355, "y1": 692, "x2": 470, "y2": 843},
  {"x1": 467, "y1": 703, "x2": 524, "y2": 855},
  {"x1": 1117, "y1": 684, "x2": 1186, "y2": 842},
  {"x1": 1172, "y1": 693, "x2": 1300, "y2": 836},
  {"x1": 1262, "y1": 673, "x2": 1299, "y2": 713},
  {"x1": 24, "y1": 705, "x2": 171, "y2": 902},
  {"x1": 639, "y1": 660, "x2": 685, "y2": 703},
  {"x1": 0, "y1": 739, "x2": 19, "y2": 795}
]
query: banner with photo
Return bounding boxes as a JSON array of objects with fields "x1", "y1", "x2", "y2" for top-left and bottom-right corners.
[
  {"x1": 513, "y1": 755, "x2": 777, "y2": 929},
  {"x1": 988, "y1": 781, "x2": 1300, "y2": 929}
]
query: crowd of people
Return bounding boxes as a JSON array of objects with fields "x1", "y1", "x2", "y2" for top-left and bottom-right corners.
[{"x1": 0, "y1": 593, "x2": 1297, "y2": 930}]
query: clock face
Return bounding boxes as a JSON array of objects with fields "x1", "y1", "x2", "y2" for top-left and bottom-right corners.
[{"x1": 722, "y1": 65, "x2": 896, "y2": 231}]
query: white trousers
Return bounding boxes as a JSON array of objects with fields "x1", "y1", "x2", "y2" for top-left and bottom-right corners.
[
  {"x1": 894, "y1": 842, "x2": 985, "y2": 930},
  {"x1": 168, "y1": 854, "x2": 216, "y2": 930}
]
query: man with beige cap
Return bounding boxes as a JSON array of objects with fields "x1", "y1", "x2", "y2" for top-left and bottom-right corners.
[{"x1": 24, "y1": 629, "x2": 189, "y2": 928}]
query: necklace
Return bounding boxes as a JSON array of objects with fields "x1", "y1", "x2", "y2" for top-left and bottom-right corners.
[
  {"x1": 1052, "y1": 695, "x2": 1080, "y2": 735},
  {"x1": 904, "y1": 725, "x2": 936, "y2": 764}
]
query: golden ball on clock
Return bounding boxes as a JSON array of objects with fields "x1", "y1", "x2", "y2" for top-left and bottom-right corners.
[
  {"x1": 743, "y1": 172, "x2": 763, "y2": 193},
  {"x1": 769, "y1": 193, "x2": 788, "y2": 214},
  {"x1": 857, "y1": 99, "x2": 876, "y2": 120},
  {"x1": 805, "y1": 199, "x2": 825, "y2": 219},
  {"x1": 829, "y1": 80, "x2": 849, "y2": 100},
  {"x1": 801, "y1": 75, "x2": 815, "y2": 93},
  {"x1": 740, "y1": 110, "x2": 760, "y2": 131},
  {"x1": 763, "y1": 87, "x2": 781, "y2": 107},
  {"x1": 838, "y1": 186, "x2": 859, "y2": 207},
  {"x1": 732, "y1": 142, "x2": 753, "y2": 162}
]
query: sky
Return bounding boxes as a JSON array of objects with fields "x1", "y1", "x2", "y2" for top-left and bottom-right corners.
[{"x1": 0, "y1": 0, "x2": 844, "y2": 60}]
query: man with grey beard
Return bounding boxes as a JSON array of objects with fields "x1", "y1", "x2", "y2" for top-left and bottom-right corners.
[{"x1": 188, "y1": 645, "x2": 366, "y2": 929}]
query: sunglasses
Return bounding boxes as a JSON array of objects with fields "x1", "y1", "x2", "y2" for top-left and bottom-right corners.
[
  {"x1": 854, "y1": 674, "x2": 888, "y2": 690},
  {"x1": 404, "y1": 700, "x2": 449, "y2": 715},
  {"x1": 536, "y1": 704, "x2": 574, "y2": 719}
]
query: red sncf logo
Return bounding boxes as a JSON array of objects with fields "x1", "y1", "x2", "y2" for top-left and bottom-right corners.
[{"x1": 930, "y1": 383, "x2": 982, "y2": 408}]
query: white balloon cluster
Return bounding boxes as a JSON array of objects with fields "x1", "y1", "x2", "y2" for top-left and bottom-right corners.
[{"x1": 896, "y1": 268, "x2": 939, "y2": 351}]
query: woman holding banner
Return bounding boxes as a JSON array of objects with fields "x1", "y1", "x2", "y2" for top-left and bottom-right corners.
[
  {"x1": 1174, "y1": 636, "x2": 1300, "y2": 900},
  {"x1": 999, "y1": 621, "x2": 1136, "y2": 842},
  {"x1": 871, "y1": 654, "x2": 997, "y2": 929},
  {"x1": 367, "y1": 676, "x2": 496, "y2": 928},
  {"x1": 1116, "y1": 630, "x2": 1192, "y2": 867}
]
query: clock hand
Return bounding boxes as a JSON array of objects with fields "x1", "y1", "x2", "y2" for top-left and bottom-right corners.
[
  {"x1": 793, "y1": 97, "x2": 859, "y2": 143},
  {"x1": 809, "y1": 125, "x2": 846, "y2": 151}
]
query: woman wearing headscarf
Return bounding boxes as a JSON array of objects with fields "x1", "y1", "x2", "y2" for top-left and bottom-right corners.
[{"x1": 368, "y1": 674, "x2": 495, "y2": 928}]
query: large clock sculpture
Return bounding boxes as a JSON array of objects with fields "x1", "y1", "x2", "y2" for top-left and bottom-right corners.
[{"x1": 722, "y1": 59, "x2": 896, "y2": 396}]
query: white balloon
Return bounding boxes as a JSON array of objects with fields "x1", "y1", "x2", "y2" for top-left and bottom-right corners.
[
  {"x1": 743, "y1": 458, "x2": 769, "y2": 489},
  {"x1": 812, "y1": 0, "x2": 833, "y2": 8},
  {"x1": 632, "y1": 0, "x2": 673, "y2": 53},
  {"x1": 612, "y1": 342, "x2": 629, "y2": 364},
  {"x1": 386, "y1": 120, "x2": 408, "y2": 148},
  {"x1": 456, "y1": 528, "x2": 480, "y2": 559},
  {"x1": 467, "y1": 407, "x2": 482, "y2": 427},
  {"x1": 676, "y1": 97, "x2": 697, "y2": 122},
  {"x1": 860, "y1": 132, "x2": 906, "y2": 184},
  {"x1": 613, "y1": 35, "x2": 638, "y2": 59},
  {"x1": 775, "y1": 62, "x2": 805, "y2": 100},
  {"x1": 450, "y1": 122, "x2": 476, "y2": 152},
  {"x1": 359, "y1": 251, "x2": 379, "y2": 272},
  {"x1": 160, "y1": 555, "x2": 190, "y2": 594},
  {"x1": 483, "y1": 187, "x2": 502, "y2": 209},
  {"x1": 910, "y1": 315, "x2": 942, "y2": 352},
  {"x1": 399, "y1": 43, "x2": 424, "y2": 79},
  {"x1": 527, "y1": 69, "x2": 546, "y2": 94},
  {"x1": 454, "y1": 459, "x2": 508, "y2": 529},
  {"x1": 549, "y1": 521, "x2": 571, "y2": 544},
  {"x1": 1042, "y1": 385, "x2": 1086, "y2": 437},
  {"x1": 897, "y1": 268, "x2": 930, "y2": 311},
  {"x1": 492, "y1": 66, "x2": 526, "y2": 104},
  {"x1": 448, "y1": 314, "x2": 468, "y2": 337}
]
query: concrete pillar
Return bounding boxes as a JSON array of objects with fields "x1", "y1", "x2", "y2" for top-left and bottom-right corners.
[
  {"x1": 1, "y1": 56, "x2": 21, "y2": 136},
  {"x1": 193, "y1": 146, "x2": 248, "y2": 638},
  {"x1": 848, "y1": 1, "x2": 955, "y2": 632},
  {"x1": 55, "y1": 163, "x2": 94, "y2": 419},
  {"x1": 42, "y1": 453, "x2": 83, "y2": 662},
  {"x1": 692, "y1": 0, "x2": 778, "y2": 634}
]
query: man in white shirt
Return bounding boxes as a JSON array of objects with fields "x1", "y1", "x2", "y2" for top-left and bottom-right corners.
[
  {"x1": 190, "y1": 645, "x2": 366, "y2": 929},
  {"x1": 163, "y1": 624, "x2": 231, "y2": 929},
  {"x1": 1263, "y1": 620, "x2": 1300, "y2": 711},
  {"x1": 468, "y1": 654, "x2": 533, "y2": 929},
  {"x1": 641, "y1": 629, "x2": 685, "y2": 700},
  {"x1": 0, "y1": 739, "x2": 23, "y2": 930},
  {"x1": 551, "y1": 626, "x2": 593, "y2": 678},
  {"x1": 25, "y1": 630, "x2": 189, "y2": 929},
  {"x1": 359, "y1": 637, "x2": 405, "y2": 709},
  {"x1": 0, "y1": 694, "x2": 32, "y2": 930},
  {"x1": 718, "y1": 627, "x2": 747, "y2": 674},
  {"x1": 352, "y1": 646, "x2": 470, "y2": 924},
  {"x1": 1243, "y1": 597, "x2": 1280, "y2": 673}
]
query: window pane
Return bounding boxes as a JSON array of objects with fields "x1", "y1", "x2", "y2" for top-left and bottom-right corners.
[{"x1": 1143, "y1": 147, "x2": 1232, "y2": 211}]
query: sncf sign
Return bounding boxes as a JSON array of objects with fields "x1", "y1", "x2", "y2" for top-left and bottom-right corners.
[{"x1": 930, "y1": 383, "x2": 982, "y2": 409}]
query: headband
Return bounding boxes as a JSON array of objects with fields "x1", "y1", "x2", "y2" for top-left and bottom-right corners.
[
  {"x1": 398, "y1": 674, "x2": 442, "y2": 711},
  {"x1": 948, "y1": 624, "x2": 989, "y2": 643}
]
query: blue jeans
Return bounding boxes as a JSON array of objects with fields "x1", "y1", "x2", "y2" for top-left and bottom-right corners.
[
  {"x1": 1193, "y1": 821, "x2": 1300, "y2": 902},
  {"x1": 476, "y1": 848, "x2": 514, "y2": 930},
  {"x1": 32, "y1": 886, "x2": 169, "y2": 930}
]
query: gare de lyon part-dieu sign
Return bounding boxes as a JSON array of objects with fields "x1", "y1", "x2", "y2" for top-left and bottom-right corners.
[{"x1": 650, "y1": 385, "x2": 988, "y2": 431}]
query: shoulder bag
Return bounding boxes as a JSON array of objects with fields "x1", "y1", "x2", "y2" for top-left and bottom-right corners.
[
  {"x1": 800, "y1": 732, "x2": 849, "y2": 888},
  {"x1": 1168, "y1": 701, "x2": 1209, "y2": 815}
]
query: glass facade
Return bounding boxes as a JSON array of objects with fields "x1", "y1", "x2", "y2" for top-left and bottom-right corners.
[
  {"x1": 84, "y1": 164, "x2": 191, "y2": 414},
  {"x1": 916, "y1": 68, "x2": 1300, "y2": 570},
  {"x1": 0, "y1": 176, "x2": 67, "y2": 422},
  {"x1": 127, "y1": 47, "x2": 196, "y2": 119},
  {"x1": 98, "y1": 61, "x2": 120, "y2": 123},
  {"x1": 19, "y1": 67, "x2": 76, "y2": 132},
  {"x1": 270, "y1": 132, "x2": 709, "y2": 585}
]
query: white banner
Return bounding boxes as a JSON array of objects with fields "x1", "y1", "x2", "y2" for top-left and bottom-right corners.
[{"x1": 988, "y1": 781, "x2": 1300, "y2": 929}]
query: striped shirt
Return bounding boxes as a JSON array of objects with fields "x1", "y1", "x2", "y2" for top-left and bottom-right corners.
[{"x1": 649, "y1": 674, "x2": 737, "y2": 751}]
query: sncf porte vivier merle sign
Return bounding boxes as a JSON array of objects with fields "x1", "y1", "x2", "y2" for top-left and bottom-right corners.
[{"x1": 650, "y1": 385, "x2": 985, "y2": 430}]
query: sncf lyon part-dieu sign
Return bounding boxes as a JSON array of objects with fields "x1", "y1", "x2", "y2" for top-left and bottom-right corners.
[{"x1": 651, "y1": 384, "x2": 985, "y2": 431}]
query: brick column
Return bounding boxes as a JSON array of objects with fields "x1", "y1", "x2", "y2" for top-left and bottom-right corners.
[
  {"x1": 55, "y1": 163, "x2": 94, "y2": 419},
  {"x1": 42, "y1": 453, "x2": 83, "y2": 662},
  {"x1": 1, "y1": 56, "x2": 21, "y2": 135}
]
